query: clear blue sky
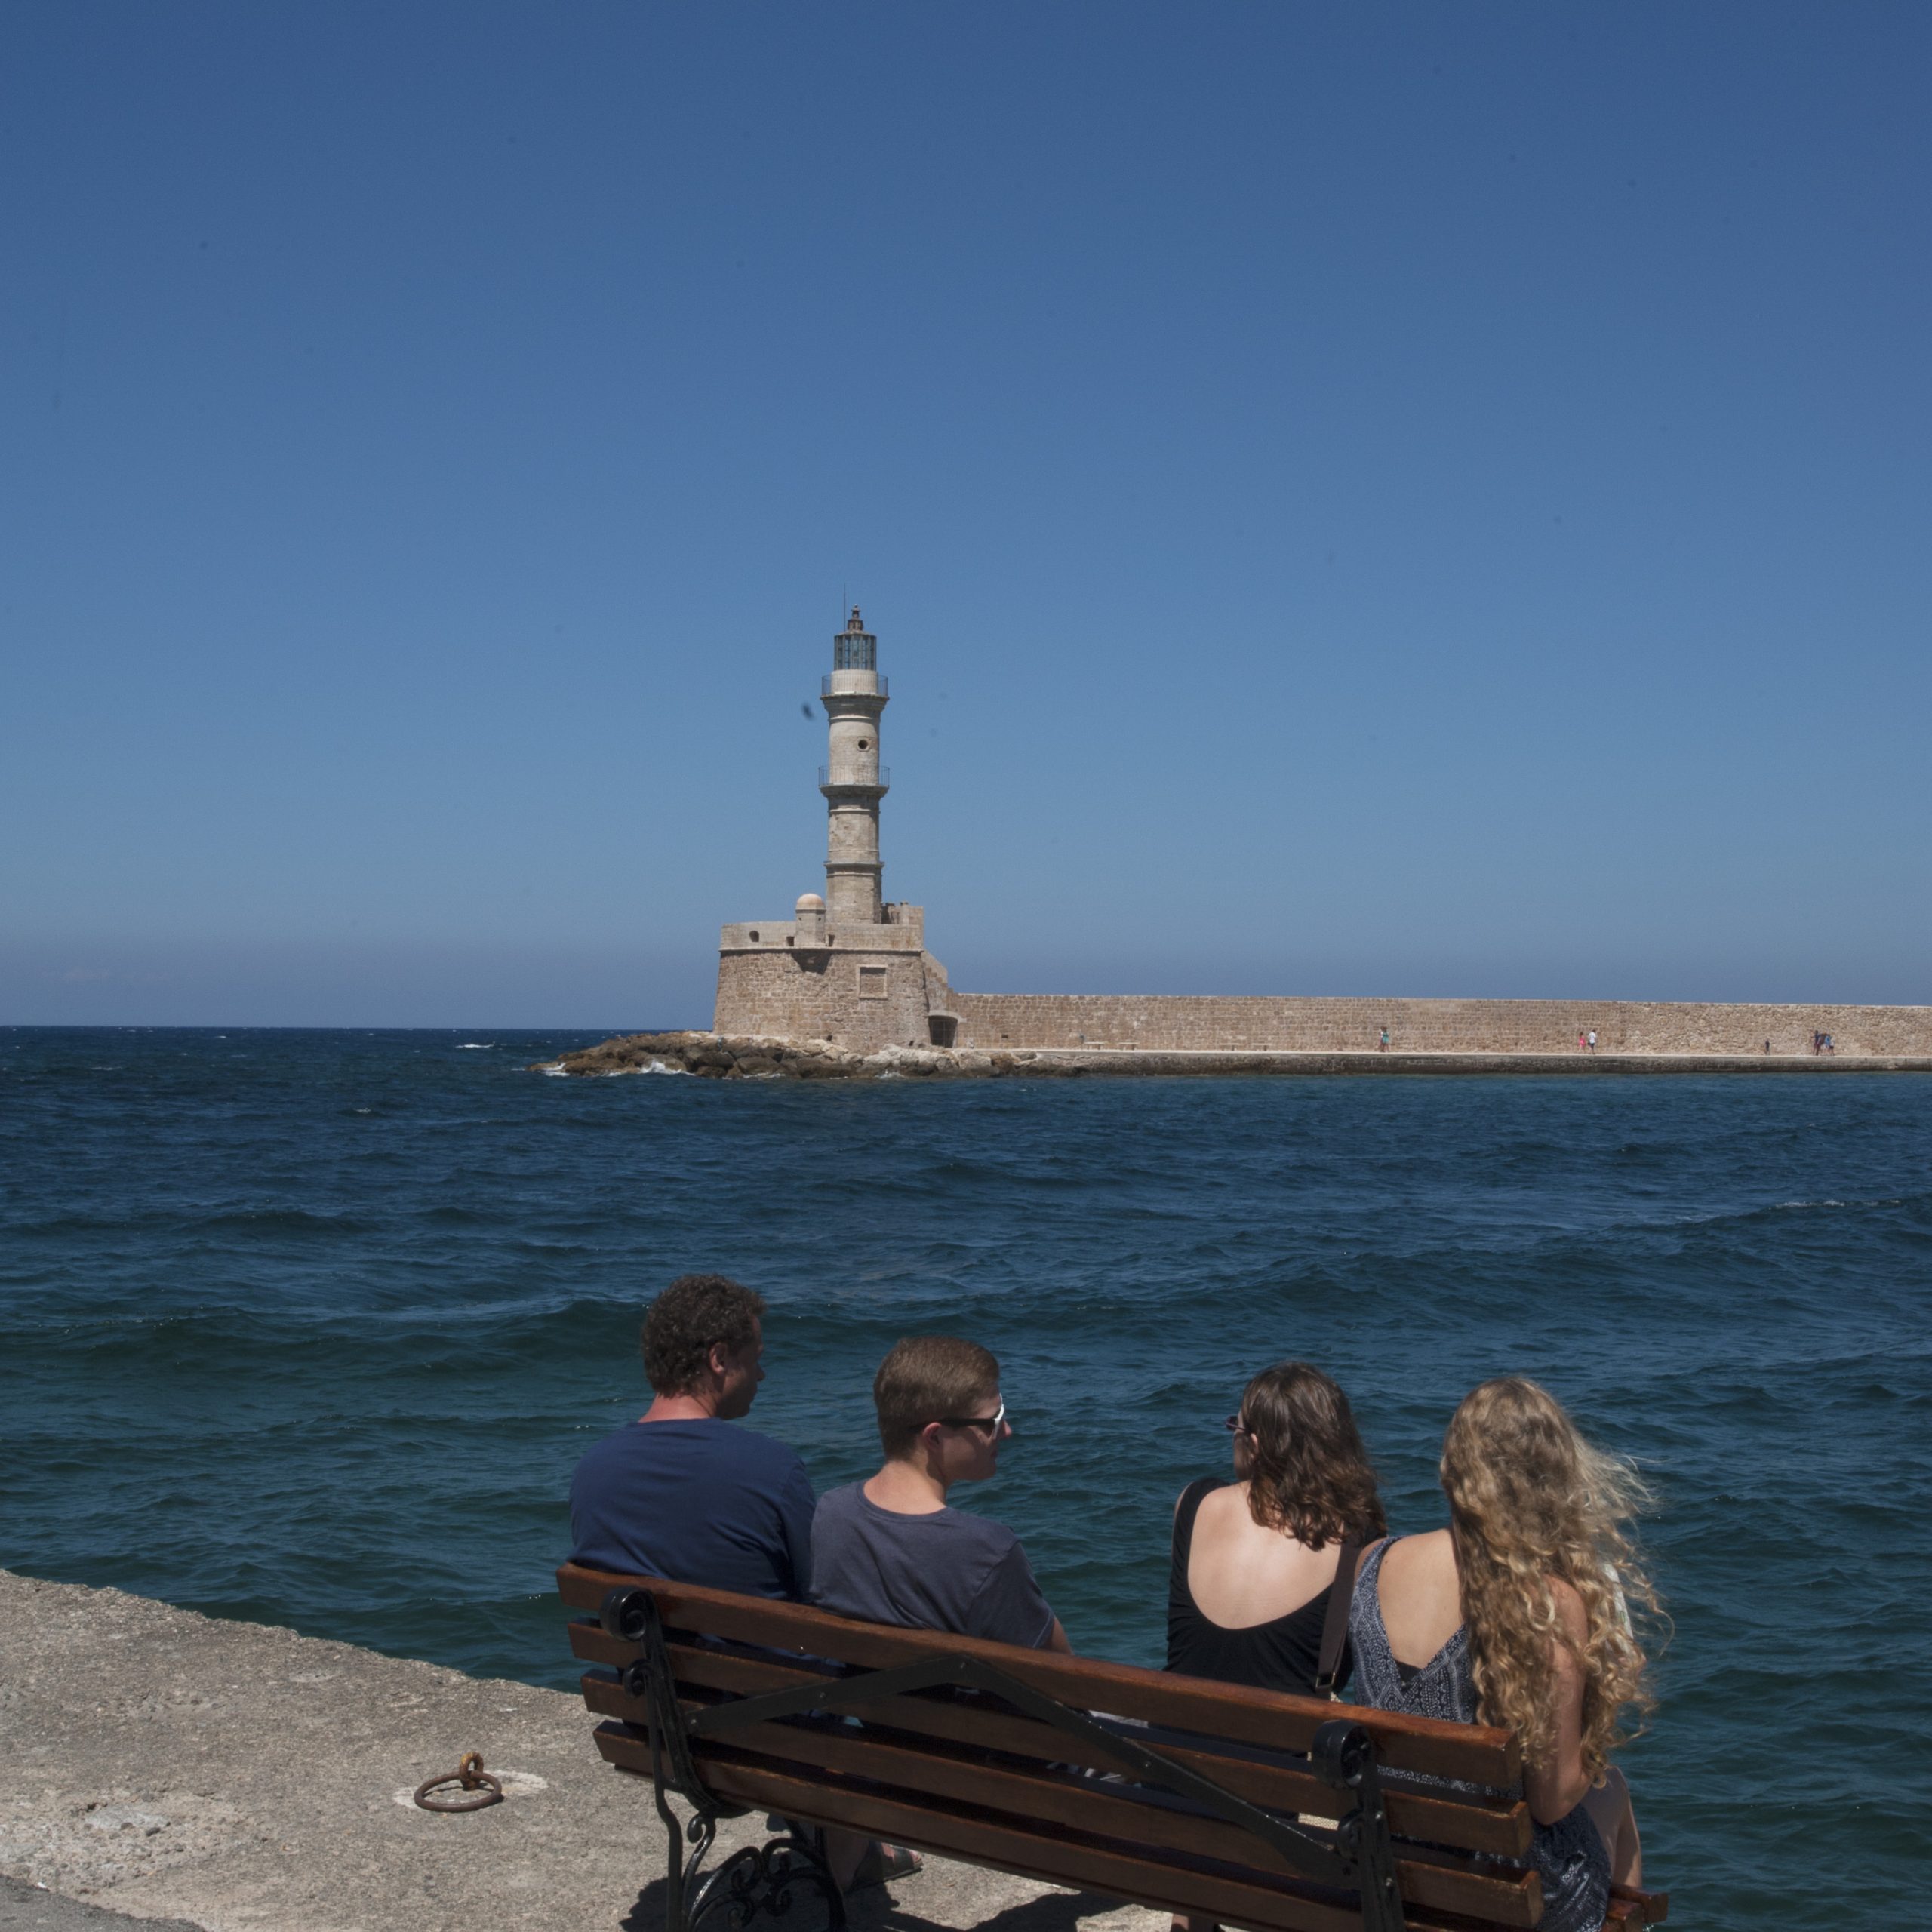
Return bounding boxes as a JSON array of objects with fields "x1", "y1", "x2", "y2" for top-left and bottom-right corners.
[{"x1": 5, "y1": 3, "x2": 1927, "y2": 1027}]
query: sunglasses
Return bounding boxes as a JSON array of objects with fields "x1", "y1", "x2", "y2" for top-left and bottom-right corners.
[
  {"x1": 1224, "y1": 1414, "x2": 1247, "y2": 1434},
  {"x1": 938, "y1": 1398, "x2": 1008, "y2": 1434}
]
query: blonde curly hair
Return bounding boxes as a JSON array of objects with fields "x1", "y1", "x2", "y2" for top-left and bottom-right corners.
[{"x1": 1441, "y1": 1377, "x2": 1660, "y2": 1779}]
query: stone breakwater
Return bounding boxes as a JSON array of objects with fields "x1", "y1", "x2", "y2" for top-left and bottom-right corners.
[
  {"x1": 533, "y1": 1032, "x2": 1932, "y2": 1080},
  {"x1": 0, "y1": 1567, "x2": 1144, "y2": 1932},
  {"x1": 949, "y1": 992, "x2": 1932, "y2": 1057}
]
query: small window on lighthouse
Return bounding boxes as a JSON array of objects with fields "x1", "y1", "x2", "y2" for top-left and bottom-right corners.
[{"x1": 858, "y1": 738, "x2": 869, "y2": 749}]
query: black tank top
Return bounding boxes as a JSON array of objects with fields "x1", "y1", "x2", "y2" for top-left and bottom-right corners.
[{"x1": 1164, "y1": 1478, "x2": 1346, "y2": 1697}]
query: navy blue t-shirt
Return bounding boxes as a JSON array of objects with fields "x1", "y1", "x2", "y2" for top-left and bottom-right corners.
[
  {"x1": 811, "y1": 1482, "x2": 1057, "y2": 1647},
  {"x1": 568, "y1": 1419, "x2": 815, "y2": 1601}
]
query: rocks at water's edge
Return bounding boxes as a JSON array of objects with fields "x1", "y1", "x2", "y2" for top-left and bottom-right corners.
[{"x1": 530, "y1": 1030, "x2": 1040, "y2": 1079}]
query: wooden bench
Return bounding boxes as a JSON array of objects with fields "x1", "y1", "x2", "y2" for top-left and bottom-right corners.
[{"x1": 559, "y1": 1564, "x2": 1666, "y2": 1932}]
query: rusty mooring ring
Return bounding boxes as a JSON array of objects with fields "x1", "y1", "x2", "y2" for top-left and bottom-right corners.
[{"x1": 414, "y1": 1750, "x2": 504, "y2": 1813}]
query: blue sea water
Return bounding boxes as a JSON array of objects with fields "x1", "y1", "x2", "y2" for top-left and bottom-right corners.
[{"x1": 2, "y1": 1027, "x2": 1928, "y2": 1928}]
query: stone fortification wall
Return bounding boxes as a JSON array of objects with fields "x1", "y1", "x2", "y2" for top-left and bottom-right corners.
[
  {"x1": 948, "y1": 992, "x2": 1932, "y2": 1057},
  {"x1": 715, "y1": 946, "x2": 951, "y2": 1053}
]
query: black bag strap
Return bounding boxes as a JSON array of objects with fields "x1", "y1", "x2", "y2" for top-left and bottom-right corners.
[{"x1": 1314, "y1": 1540, "x2": 1363, "y2": 1695}]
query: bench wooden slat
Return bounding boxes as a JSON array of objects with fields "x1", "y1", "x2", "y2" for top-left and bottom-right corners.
[
  {"x1": 582, "y1": 1657, "x2": 1531, "y2": 1860},
  {"x1": 1607, "y1": 1884, "x2": 1669, "y2": 1924},
  {"x1": 562, "y1": 1567, "x2": 1668, "y2": 1932},
  {"x1": 593, "y1": 1706, "x2": 1543, "y2": 1929},
  {"x1": 558, "y1": 1567, "x2": 1521, "y2": 1784},
  {"x1": 594, "y1": 1722, "x2": 1482, "y2": 1932}
]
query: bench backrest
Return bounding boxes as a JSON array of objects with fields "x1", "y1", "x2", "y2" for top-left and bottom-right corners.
[{"x1": 560, "y1": 1564, "x2": 1629, "y2": 1932}]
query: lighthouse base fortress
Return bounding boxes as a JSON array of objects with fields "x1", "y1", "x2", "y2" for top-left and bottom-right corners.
[{"x1": 561, "y1": 611, "x2": 1932, "y2": 1078}]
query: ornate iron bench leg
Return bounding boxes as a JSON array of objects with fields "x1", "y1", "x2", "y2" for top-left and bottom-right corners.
[
  {"x1": 1313, "y1": 1718, "x2": 1404, "y2": 1932},
  {"x1": 686, "y1": 1826, "x2": 846, "y2": 1932},
  {"x1": 604, "y1": 1587, "x2": 846, "y2": 1932},
  {"x1": 652, "y1": 1773, "x2": 698, "y2": 1932}
]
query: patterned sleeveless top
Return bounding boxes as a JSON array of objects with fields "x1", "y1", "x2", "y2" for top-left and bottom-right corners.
[{"x1": 1348, "y1": 1538, "x2": 1611, "y2": 1932}]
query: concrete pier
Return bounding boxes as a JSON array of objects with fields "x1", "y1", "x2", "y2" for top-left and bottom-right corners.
[{"x1": 0, "y1": 1569, "x2": 1155, "y2": 1932}]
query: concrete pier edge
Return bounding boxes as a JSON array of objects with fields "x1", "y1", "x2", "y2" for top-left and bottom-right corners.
[
  {"x1": 534, "y1": 1030, "x2": 1932, "y2": 1080},
  {"x1": 0, "y1": 1567, "x2": 1155, "y2": 1932}
]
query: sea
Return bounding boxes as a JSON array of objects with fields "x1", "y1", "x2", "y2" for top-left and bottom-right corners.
[{"x1": 2, "y1": 1027, "x2": 1927, "y2": 1930}]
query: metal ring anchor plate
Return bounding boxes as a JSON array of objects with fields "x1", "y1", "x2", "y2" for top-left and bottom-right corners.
[{"x1": 414, "y1": 1750, "x2": 504, "y2": 1813}]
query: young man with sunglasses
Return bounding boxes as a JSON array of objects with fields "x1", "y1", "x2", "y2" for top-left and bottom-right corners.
[
  {"x1": 811, "y1": 1336, "x2": 1069, "y2": 1893},
  {"x1": 811, "y1": 1334, "x2": 1070, "y2": 1651}
]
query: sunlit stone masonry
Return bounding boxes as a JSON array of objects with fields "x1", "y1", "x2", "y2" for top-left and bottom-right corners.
[{"x1": 712, "y1": 607, "x2": 958, "y2": 1055}]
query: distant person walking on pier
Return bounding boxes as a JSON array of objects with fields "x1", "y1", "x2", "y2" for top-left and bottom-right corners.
[
  {"x1": 1577, "y1": 1032, "x2": 1586, "y2": 1053},
  {"x1": 568, "y1": 1274, "x2": 815, "y2": 1601},
  {"x1": 1587, "y1": 1029, "x2": 1598, "y2": 1053},
  {"x1": 1379, "y1": 1027, "x2": 1390, "y2": 1052}
]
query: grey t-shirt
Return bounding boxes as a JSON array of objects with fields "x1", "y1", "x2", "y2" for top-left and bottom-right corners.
[{"x1": 811, "y1": 1482, "x2": 1057, "y2": 1649}]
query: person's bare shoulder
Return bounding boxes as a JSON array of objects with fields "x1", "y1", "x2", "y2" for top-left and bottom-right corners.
[
  {"x1": 1547, "y1": 1573, "x2": 1589, "y2": 1641},
  {"x1": 1382, "y1": 1526, "x2": 1454, "y2": 1584},
  {"x1": 1196, "y1": 1481, "x2": 1244, "y2": 1523}
]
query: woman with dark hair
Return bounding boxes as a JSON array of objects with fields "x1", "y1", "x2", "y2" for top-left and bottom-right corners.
[{"x1": 1167, "y1": 1362, "x2": 1386, "y2": 1698}]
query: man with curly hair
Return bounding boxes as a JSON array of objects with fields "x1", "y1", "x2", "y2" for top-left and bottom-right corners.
[{"x1": 568, "y1": 1274, "x2": 814, "y2": 1600}]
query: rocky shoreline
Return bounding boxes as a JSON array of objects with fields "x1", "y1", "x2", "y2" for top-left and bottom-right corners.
[
  {"x1": 531, "y1": 1031, "x2": 1158, "y2": 1080},
  {"x1": 533, "y1": 1030, "x2": 992, "y2": 1078},
  {"x1": 530, "y1": 1031, "x2": 1932, "y2": 1081}
]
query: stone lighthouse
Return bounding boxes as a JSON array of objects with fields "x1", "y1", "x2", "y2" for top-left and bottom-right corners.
[
  {"x1": 712, "y1": 608, "x2": 955, "y2": 1050},
  {"x1": 820, "y1": 607, "x2": 889, "y2": 925}
]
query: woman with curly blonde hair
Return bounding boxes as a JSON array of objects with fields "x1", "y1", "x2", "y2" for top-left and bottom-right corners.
[{"x1": 1348, "y1": 1379, "x2": 1658, "y2": 1932}]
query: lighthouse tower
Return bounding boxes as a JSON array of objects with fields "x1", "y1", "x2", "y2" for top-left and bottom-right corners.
[
  {"x1": 712, "y1": 607, "x2": 953, "y2": 1050},
  {"x1": 820, "y1": 607, "x2": 889, "y2": 925}
]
